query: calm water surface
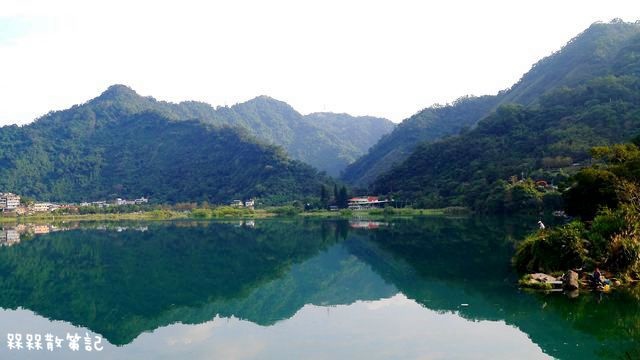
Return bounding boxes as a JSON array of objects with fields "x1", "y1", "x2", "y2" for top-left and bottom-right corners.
[{"x1": 0, "y1": 218, "x2": 637, "y2": 359}]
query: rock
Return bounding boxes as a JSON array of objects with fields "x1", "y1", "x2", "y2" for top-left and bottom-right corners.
[
  {"x1": 565, "y1": 289, "x2": 580, "y2": 298},
  {"x1": 562, "y1": 270, "x2": 579, "y2": 291},
  {"x1": 530, "y1": 273, "x2": 557, "y2": 283}
]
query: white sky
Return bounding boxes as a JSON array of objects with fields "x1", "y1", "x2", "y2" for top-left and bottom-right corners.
[{"x1": 1, "y1": 0, "x2": 640, "y2": 125}]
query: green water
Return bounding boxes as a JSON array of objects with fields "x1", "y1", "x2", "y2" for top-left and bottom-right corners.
[{"x1": 0, "y1": 218, "x2": 637, "y2": 359}]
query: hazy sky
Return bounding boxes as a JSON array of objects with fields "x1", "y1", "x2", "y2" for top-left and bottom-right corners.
[{"x1": 1, "y1": 0, "x2": 640, "y2": 125}]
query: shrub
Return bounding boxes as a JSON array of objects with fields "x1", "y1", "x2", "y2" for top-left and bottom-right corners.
[
  {"x1": 588, "y1": 208, "x2": 626, "y2": 261},
  {"x1": 514, "y1": 221, "x2": 588, "y2": 273},
  {"x1": 192, "y1": 209, "x2": 210, "y2": 219},
  {"x1": 339, "y1": 209, "x2": 353, "y2": 217},
  {"x1": 607, "y1": 232, "x2": 640, "y2": 275},
  {"x1": 271, "y1": 206, "x2": 300, "y2": 217}
]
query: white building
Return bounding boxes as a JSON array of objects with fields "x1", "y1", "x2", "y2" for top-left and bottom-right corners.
[
  {"x1": 33, "y1": 203, "x2": 52, "y2": 212},
  {"x1": 347, "y1": 196, "x2": 390, "y2": 210},
  {"x1": 0, "y1": 193, "x2": 20, "y2": 210},
  {"x1": 134, "y1": 197, "x2": 149, "y2": 205}
]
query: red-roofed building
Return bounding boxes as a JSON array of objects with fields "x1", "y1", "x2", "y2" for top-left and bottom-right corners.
[{"x1": 347, "y1": 196, "x2": 390, "y2": 210}]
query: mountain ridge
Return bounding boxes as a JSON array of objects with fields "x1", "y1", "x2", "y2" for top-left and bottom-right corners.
[
  {"x1": 57, "y1": 85, "x2": 394, "y2": 176},
  {"x1": 372, "y1": 21, "x2": 640, "y2": 210},
  {"x1": 343, "y1": 20, "x2": 640, "y2": 187}
]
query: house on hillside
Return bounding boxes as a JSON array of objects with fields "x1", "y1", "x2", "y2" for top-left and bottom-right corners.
[
  {"x1": 244, "y1": 199, "x2": 255, "y2": 209},
  {"x1": 134, "y1": 197, "x2": 149, "y2": 205},
  {"x1": 347, "y1": 196, "x2": 390, "y2": 210},
  {"x1": 0, "y1": 193, "x2": 20, "y2": 211},
  {"x1": 33, "y1": 203, "x2": 52, "y2": 212}
]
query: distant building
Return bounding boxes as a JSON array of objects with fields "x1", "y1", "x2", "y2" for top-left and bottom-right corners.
[
  {"x1": 32, "y1": 203, "x2": 61, "y2": 212},
  {"x1": 33, "y1": 203, "x2": 52, "y2": 212},
  {"x1": 134, "y1": 197, "x2": 149, "y2": 205},
  {"x1": 91, "y1": 201, "x2": 108, "y2": 208},
  {"x1": 244, "y1": 199, "x2": 255, "y2": 209},
  {"x1": 0, "y1": 193, "x2": 20, "y2": 211},
  {"x1": 231, "y1": 200, "x2": 244, "y2": 207},
  {"x1": 347, "y1": 196, "x2": 389, "y2": 210}
]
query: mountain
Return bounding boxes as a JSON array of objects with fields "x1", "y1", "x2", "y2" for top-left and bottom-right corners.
[
  {"x1": 75, "y1": 86, "x2": 393, "y2": 176},
  {"x1": 372, "y1": 21, "x2": 640, "y2": 210},
  {"x1": 0, "y1": 106, "x2": 332, "y2": 203},
  {"x1": 342, "y1": 95, "x2": 498, "y2": 186},
  {"x1": 343, "y1": 20, "x2": 640, "y2": 186}
]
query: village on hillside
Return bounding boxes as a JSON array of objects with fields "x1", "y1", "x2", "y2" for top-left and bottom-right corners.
[{"x1": 0, "y1": 192, "x2": 149, "y2": 215}]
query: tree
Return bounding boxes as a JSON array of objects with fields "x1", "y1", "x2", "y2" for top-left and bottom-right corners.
[
  {"x1": 320, "y1": 185, "x2": 329, "y2": 208},
  {"x1": 338, "y1": 186, "x2": 349, "y2": 209},
  {"x1": 564, "y1": 168, "x2": 619, "y2": 220}
]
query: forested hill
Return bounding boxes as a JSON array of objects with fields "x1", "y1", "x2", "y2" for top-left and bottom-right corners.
[
  {"x1": 342, "y1": 95, "x2": 498, "y2": 186},
  {"x1": 75, "y1": 86, "x2": 393, "y2": 176},
  {"x1": 373, "y1": 21, "x2": 640, "y2": 210},
  {"x1": 343, "y1": 20, "x2": 640, "y2": 186},
  {"x1": 0, "y1": 108, "x2": 333, "y2": 204}
]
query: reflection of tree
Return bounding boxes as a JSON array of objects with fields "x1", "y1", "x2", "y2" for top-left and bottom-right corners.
[
  {"x1": 1, "y1": 217, "x2": 638, "y2": 359},
  {"x1": 346, "y1": 216, "x2": 640, "y2": 360},
  {"x1": 0, "y1": 220, "x2": 339, "y2": 345}
]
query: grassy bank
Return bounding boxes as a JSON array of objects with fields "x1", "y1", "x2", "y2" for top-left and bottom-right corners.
[{"x1": 0, "y1": 206, "x2": 467, "y2": 224}]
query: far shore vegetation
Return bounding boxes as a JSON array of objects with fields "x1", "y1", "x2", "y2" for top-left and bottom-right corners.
[
  {"x1": 0, "y1": 203, "x2": 471, "y2": 223},
  {"x1": 514, "y1": 141, "x2": 640, "y2": 286}
]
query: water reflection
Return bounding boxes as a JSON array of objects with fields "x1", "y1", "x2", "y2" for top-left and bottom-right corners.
[{"x1": 0, "y1": 218, "x2": 636, "y2": 359}]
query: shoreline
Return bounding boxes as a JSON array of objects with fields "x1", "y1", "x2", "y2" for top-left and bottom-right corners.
[{"x1": 0, "y1": 207, "x2": 465, "y2": 223}]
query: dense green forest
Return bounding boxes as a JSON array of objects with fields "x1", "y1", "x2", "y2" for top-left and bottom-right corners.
[
  {"x1": 514, "y1": 141, "x2": 640, "y2": 276},
  {"x1": 344, "y1": 20, "x2": 640, "y2": 187},
  {"x1": 342, "y1": 95, "x2": 498, "y2": 186},
  {"x1": 370, "y1": 21, "x2": 640, "y2": 211},
  {"x1": 0, "y1": 109, "x2": 333, "y2": 203},
  {"x1": 374, "y1": 74, "x2": 640, "y2": 210},
  {"x1": 70, "y1": 86, "x2": 393, "y2": 176}
]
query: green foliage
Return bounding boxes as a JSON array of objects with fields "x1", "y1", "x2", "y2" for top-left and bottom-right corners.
[
  {"x1": 374, "y1": 72, "x2": 640, "y2": 212},
  {"x1": 564, "y1": 168, "x2": 619, "y2": 219},
  {"x1": 588, "y1": 208, "x2": 627, "y2": 261},
  {"x1": 271, "y1": 206, "x2": 301, "y2": 217},
  {"x1": 342, "y1": 95, "x2": 498, "y2": 186},
  {"x1": 514, "y1": 141, "x2": 640, "y2": 276},
  {"x1": 608, "y1": 231, "x2": 640, "y2": 275},
  {"x1": 345, "y1": 21, "x2": 640, "y2": 187},
  {"x1": 513, "y1": 221, "x2": 588, "y2": 273},
  {"x1": 0, "y1": 107, "x2": 335, "y2": 204},
  {"x1": 337, "y1": 186, "x2": 349, "y2": 209},
  {"x1": 190, "y1": 206, "x2": 255, "y2": 218},
  {"x1": 339, "y1": 209, "x2": 353, "y2": 217}
]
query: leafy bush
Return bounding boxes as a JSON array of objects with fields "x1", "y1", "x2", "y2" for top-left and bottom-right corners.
[
  {"x1": 588, "y1": 208, "x2": 626, "y2": 261},
  {"x1": 607, "y1": 232, "x2": 640, "y2": 275},
  {"x1": 271, "y1": 206, "x2": 300, "y2": 217},
  {"x1": 514, "y1": 221, "x2": 588, "y2": 273},
  {"x1": 339, "y1": 209, "x2": 353, "y2": 217},
  {"x1": 192, "y1": 209, "x2": 210, "y2": 219}
]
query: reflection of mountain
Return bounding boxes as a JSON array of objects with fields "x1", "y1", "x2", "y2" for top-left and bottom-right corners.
[
  {"x1": 346, "y1": 217, "x2": 640, "y2": 360},
  {"x1": 0, "y1": 218, "x2": 637, "y2": 359},
  {"x1": 0, "y1": 220, "x2": 395, "y2": 345},
  {"x1": 0, "y1": 221, "x2": 339, "y2": 345},
  {"x1": 166, "y1": 244, "x2": 397, "y2": 328}
]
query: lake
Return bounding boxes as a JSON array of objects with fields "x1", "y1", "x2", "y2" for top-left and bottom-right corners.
[{"x1": 0, "y1": 217, "x2": 637, "y2": 359}]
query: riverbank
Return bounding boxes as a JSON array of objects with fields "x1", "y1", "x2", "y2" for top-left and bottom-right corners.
[{"x1": 0, "y1": 206, "x2": 466, "y2": 223}]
